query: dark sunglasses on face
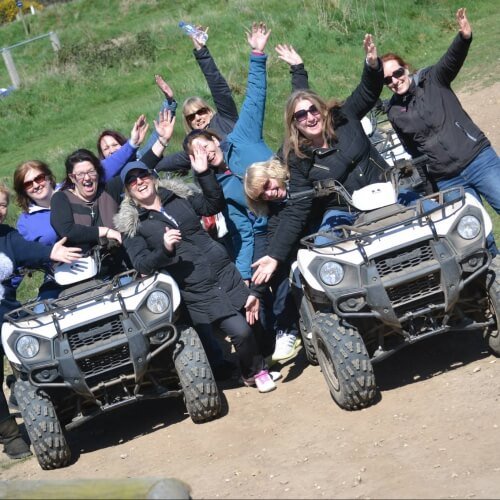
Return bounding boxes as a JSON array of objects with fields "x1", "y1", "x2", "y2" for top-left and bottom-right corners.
[
  {"x1": 293, "y1": 104, "x2": 321, "y2": 123},
  {"x1": 383, "y1": 67, "x2": 406, "y2": 85},
  {"x1": 23, "y1": 173, "x2": 47, "y2": 191},
  {"x1": 186, "y1": 107, "x2": 210, "y2": 122},
  {"x1": 126, "y1": 170, "x2": 152, "y2": 188}
]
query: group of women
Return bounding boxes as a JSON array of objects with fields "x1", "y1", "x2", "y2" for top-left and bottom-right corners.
[{"x1": 1, "y1": 8, "x2": 499, "y2": 460}]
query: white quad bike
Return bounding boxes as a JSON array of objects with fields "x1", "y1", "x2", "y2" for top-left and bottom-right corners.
[
  {"x1": 1, "y1": 245, "x2": 221, "y2": 469},
  {"x1": 291, "y1": 172, "x2": 500, "y2": 411}
]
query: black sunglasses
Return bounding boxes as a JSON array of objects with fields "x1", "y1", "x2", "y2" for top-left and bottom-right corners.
[
  {"x1": 383, "y1": 67, "x2": 405, "y2": 85},
  {"x1": 293, "y1": 104, "x2": 320, "y2": 123},
  {"x1": 186, "y1": 107, "x2": 210, "y2": 122},
  {"x1": 126, "y1": 170, "x2": 152, "y2": 187},
  {"x1": 23, "y1": 173, "x2": 47, "y2": 191}
]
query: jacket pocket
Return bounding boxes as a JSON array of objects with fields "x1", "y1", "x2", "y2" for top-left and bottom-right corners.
[{"x1": 455, "y1": 121, "x2": 478, "y2": 142}]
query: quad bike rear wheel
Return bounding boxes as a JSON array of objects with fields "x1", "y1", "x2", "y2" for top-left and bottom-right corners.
[
  {"x1": 173, "y1": 326, "x2": 222, "y2": 423},
  {"x1": 312, "y1": 313, "x2": 377, "y2": 410},
  {"x1": 485, "y1": 256, "x2": 500, "y2": 355},
  {"x1": 14, "y1": 380, "x2": 71, "y2": 470}
]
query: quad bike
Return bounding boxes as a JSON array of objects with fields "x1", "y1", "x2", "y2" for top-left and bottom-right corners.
[
  {"x1": 290, "y1": 167, "x2": 500, "y2": 411},
  {"x1": 1, "y1": 244, "x2": 221, "y2": 469}
]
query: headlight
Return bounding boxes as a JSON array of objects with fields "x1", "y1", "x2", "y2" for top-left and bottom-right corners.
[
  {"x1": 319, "y1": 261, "x2": 344, "y2": 286},
  {"x1": 16, "y1": 336, "x2": 40, "y2": 359},
  {"x1": 457, "y1": 215, "x2": 481, "y2": 240},
  {"x1": 146, "y1": 290, "x2": 170, "y2": 314}
]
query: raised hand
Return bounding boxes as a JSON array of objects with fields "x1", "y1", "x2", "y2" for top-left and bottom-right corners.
[
  {"x1": 130, "y1": 114, "x2": 149, "y2": 147},
  {"x1": 192, "y1": 25, "x2": 209, "y2": 50},
  {"x1": 275, "y1": 44, "x2": 303, "y2": 66},
  {"x1": 154, "y1": 109, "x2": 176, "y2": 145},
  {"x1": 246, "y1": 21, "x2": 271, "y2": 53},
  {"x1": 456, "y1": 7, "x2": 471, "y2": 39},
  {"x1": 363, "y1": 34, "x2": 378, "y2": 68},
  {"x1": 155, "y1": 75, "x2": 174, "y2": 101},
  {"x1": 189, "y1": 142, "x2": 209, "y2": 174},
  {"x1": 50, "y1": 237, "x2": 83, "y2": 264},
  {"x1": 163, "y1": 228, "x2": 182, "y2": 253}
]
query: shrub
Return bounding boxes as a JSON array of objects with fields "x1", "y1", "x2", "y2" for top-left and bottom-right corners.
[{"x1": 0, "y1": 0, "x2": 43, "y2": 25}]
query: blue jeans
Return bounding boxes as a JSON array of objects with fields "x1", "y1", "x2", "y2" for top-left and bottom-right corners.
[
  {"x1": 314, "y1": 210, "x2": 359, "y2": 245},
  {"x1": 436, "y1": 146, "x2": 500, "y2": 255}
]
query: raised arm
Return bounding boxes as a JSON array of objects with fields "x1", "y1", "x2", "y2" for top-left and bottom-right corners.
[
  {"x1": 432, "y1": 8, "x2": 472, "y2": 87},
  {"x1": 192, "y1": 30, "x2": 239, "y2": 123},
  {"x1": 275, "y1": 44, "x2": 309, "y2": 91},
  {"x1": 342, "y1": 33, "x2": 384, "y2": 120},
  {"x1": 227, "y1": 22, "x2": 271, "y2": 147}
]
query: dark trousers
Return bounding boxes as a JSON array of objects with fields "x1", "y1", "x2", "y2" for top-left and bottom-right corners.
[{"x1": 196, "y1": 312, "x2": 266, "y2": 379}]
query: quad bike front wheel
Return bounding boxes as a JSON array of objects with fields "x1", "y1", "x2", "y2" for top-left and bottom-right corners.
[
  {"x1": 14, "y1": 380, "x2": 71, "y2": 470},
  {"x1": 299, "y1": 318, "x2": 318, "y2": 366},
  {"x1": 173, "y1": 326, "x2": 222, "y2": 423},
  {"x1": 485, "y1": 256, "x2": 500, "y2": 355},
  {"x1": 312, "y1": 313, "x2": 377, "y2": 410}
]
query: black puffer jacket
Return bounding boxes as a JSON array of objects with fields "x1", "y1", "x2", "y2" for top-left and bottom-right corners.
[
  {"x1": 114, "y1": 170, "x2": 249, "y2": 324},
  {"x1": 387, "y1": 33, "x2": 490, "y2": 182},
  {"x1": 268, "y1": 61, "x2": 389, "y2": 264}
]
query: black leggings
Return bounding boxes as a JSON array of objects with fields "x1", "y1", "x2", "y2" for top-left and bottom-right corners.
[{"x1": 197, "y1": 312, "x2": 266, "y2": 379}]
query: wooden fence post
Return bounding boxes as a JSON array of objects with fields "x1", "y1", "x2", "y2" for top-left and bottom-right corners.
[
  {"x1": 49, "y1": 31, "x2": 60, "y2": 52},
  {"x1": 1, "y1": 49, "x2": 20, "y2": 89}
]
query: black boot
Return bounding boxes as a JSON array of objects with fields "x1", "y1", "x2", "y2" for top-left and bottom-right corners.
[{"x1": 0, "y1": 416, "x2": 32, "y2": 459}]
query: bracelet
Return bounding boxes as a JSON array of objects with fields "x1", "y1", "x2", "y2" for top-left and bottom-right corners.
[{"x1": 158, "y1": 137, "x2": 168, "y2": 147}]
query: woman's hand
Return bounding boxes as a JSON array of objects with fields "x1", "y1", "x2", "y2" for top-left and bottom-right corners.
[
  {"x1": 130, "y1": 114, "x2": 149, "y2": 147},
  {"x1": 163, "y1": 228, "x2": 182, "y2": 253},
  {"x1": 456, "y1": 7, "x2": 471, "y2": 39},
  {"x1": 245, "y1": 294, "x2": 260, "y2": 325},
  {"x1": 192, "y1": 25, "x2": 209, "y2": 50},
  {"x1": 275, "y1": 44, "x2": 303, "y2": 66},
  {"x1": 50, "y1": 237, "x2": 83, "y2": 264},
  {"x1": 251, "y1": 255, "x2": 278, "y2": 285},
  {"x1": 363, "y1": 33, "x2": 378, "y2": 69},
  {"x1": 155, "y1": 75, "x2": 174, "y2": 101},
  {"x1": 154, "y1": 109, "x2": 176, "y2": 146},
  {"x1": 189, "y1": 142, "x2": 209, "y2": 174},
  {"x1": 246, "y1": 22, "x2": 271, "y2": 53}
]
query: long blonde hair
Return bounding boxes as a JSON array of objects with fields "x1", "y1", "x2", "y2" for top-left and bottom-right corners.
[
  {"x1": 283, "y1": 89, "x2": 339, "y2": 161},
  {"x1": 244, "y1": 157, "x2": 289, "y2": 216}
]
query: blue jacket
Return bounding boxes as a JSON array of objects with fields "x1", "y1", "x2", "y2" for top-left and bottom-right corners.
[{"x1": 217, "y1": 53, "x2": 273, "y2": 278}]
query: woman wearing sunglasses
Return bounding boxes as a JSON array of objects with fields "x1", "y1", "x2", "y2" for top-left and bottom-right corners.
[
  {"x1": 251, "y1": 34, "x2": 389, "y2": 286},
  {"x1": 114, "y1": 145, "x2": 278, "y2": 393},
  {"x1": 153, "y1": 25, "x2": 239, "y2": 175},
  {"x1": 381, "y1": 7, "x2": 500, "y2": 249}
]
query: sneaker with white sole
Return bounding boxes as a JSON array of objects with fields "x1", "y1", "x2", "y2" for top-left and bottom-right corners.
[
  {"x1": 272, "y1": 330, "x2": 301, "y2": 362},
  {"x1": 242, "y1": 370, "x2": 279, "y2": 392}
]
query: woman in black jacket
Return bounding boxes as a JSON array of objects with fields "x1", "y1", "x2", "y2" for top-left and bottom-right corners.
[
  {"x1": 252, "y1": 34, "x2": 389, "y2": 285},
  {"x1": 381, "y1": 8, "x2": 500, "y2": 247},
  {"x1": 114, "y1": 146, "x2": 278, "y2": 393}
]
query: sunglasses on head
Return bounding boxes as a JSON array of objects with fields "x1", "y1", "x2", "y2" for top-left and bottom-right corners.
[
  {"x1": 23, "y1": 173, "x2": 47, "y2": 191},
  {"x1": 186, "y1": 107, "x2": 210, "y2": 122},
  {"x1": 383, "y1": 67, "x2": 405, "y2": 85},
  {"x1": 293, "y1": 104, "x2": 320, "y2": 123},
  {"x1": 126, "y1": 170, "x2": 152, "y2": 187}
]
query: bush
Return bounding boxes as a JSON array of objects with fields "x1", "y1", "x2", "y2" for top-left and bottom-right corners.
[
  {"x1": 57, "y1": 30, "x2": 156, "y2": 73},
  {"x1": 0, "y1": 0, "x2": 43, "y2": 25}
]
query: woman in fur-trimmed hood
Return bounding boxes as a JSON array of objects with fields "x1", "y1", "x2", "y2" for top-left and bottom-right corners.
[{"x1": 114, "y1": 148, "x2": 277, "y2": 392}]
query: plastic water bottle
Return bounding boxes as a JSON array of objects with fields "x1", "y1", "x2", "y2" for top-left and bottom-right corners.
[{"x1": 178, "y1": 21, "x2": 208, "y2": 45}]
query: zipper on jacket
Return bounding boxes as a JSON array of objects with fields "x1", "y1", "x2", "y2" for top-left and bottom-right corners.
[
  {"x1": 455, "y1": 121, "x2": 477, "y2": 142},
  {"x1": 312, "y1": 163, "x2": 330, "y2": 171}
]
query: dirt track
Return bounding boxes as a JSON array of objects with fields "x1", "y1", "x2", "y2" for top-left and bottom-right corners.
[{"x1": 1, "y1": 83, "x2": 499, "y2": 499}]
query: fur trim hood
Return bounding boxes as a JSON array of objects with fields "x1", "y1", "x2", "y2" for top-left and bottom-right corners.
[{"x1": 114, "y1": 179, "x2": 197, "y2": 238}]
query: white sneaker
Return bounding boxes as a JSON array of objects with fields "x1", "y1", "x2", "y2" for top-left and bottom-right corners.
[{"x1": 272, "y1": 330, "x2": 301, "y2": 362}]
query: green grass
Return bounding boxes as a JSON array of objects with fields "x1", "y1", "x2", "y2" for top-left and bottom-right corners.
[{"x1": 0, "y1": 0, "x2": 499, "y2": 300}]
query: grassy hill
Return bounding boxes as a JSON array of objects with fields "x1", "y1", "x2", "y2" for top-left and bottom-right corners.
[{"x1": 0, "y1": 0, "x2": 499, "y2": 298}]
